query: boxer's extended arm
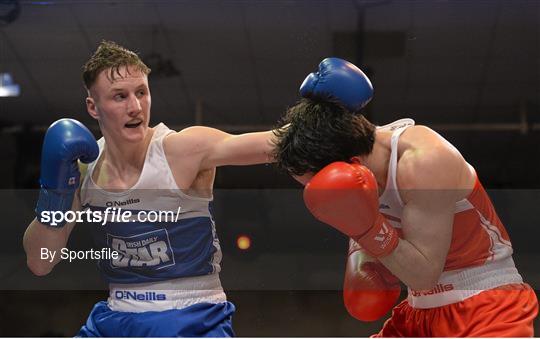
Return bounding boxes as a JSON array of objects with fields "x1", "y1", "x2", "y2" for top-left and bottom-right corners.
[
  {"x1": 378, "y1": 146, "x2": 464, "y2": 290},
  {"x1": 164, "y1": 126, "x2": 277, "y2": 170},
  {"x1": 23, "y1": 195, "x2": 80, "y2": 276},
  {"x1": 293, "y1": 173, "x2": 314, "y2": 186}
]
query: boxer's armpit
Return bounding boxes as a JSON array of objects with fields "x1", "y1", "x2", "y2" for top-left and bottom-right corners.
[{"x1": 78, "y1": 160, "x2": 89, "y2": 179}]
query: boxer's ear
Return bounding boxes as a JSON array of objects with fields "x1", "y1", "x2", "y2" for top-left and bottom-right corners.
[
  {"x1": 86, "y1": 96, "x2": 99, "y2": 120},
  {"x1": 349, "y1": 156, "x2": 362, "y2": 165}
]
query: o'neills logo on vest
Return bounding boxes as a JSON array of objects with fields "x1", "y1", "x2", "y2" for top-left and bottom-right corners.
[
  {"x1": 106, "y1": 198, "x2": 140, "y2": 207},
  {"x1": 411, "y1": 283, "x2": 454, "y2": 297}
]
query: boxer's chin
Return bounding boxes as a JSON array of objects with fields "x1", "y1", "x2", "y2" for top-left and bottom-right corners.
[{"x1": 122, "y1": 122, "x2": 148, "y2": 143}]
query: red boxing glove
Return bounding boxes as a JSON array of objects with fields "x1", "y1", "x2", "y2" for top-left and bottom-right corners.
[
  {"x1": 304, "y1": 162, "x2": 399, "y2": 257},
  {"x1": 343, "y1": 240, "x2": 401, "y2": 321}
]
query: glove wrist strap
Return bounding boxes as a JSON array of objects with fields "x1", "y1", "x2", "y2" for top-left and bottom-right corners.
[
  {"x1": 355, "y1": 214, "x2": 398, "y2": 258},
  {"x1": 35, "y1": 186, "x2": 75, "y2": 227}
]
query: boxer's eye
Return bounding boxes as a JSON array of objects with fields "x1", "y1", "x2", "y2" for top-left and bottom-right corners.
[{"x1": 114, "y1": 94, "x2": 126, "y2": 101}]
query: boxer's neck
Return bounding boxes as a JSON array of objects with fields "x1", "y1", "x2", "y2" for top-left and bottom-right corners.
[
  {"x1": 357, "y1": 129, "x2": 392, "y2": 193},
  {"x1": 103, "y1": 127, "x2": 154, "y2": 173}
]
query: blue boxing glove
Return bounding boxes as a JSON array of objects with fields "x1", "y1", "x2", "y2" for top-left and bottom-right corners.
[
  {"x1": 300, "y1": 58, "x2": 373, "y2": 113},
  {"x1": 36, "y1": 119, "x2": 99, "y2": 227}
]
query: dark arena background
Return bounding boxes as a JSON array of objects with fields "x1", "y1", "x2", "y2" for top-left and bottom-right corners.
[{"x1": 0, "y1": 0, "x2": 538, "y2": 337}]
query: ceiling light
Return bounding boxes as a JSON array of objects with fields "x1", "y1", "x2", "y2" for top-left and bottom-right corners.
[{"x1": 0, "y1": 72, "x2": 20, "y2": 97}]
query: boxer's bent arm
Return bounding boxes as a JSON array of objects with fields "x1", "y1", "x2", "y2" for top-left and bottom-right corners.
[
  {"x1": 378, "y1": 147, "x2": 464, "y2": 291},
  {"x1": 23, "y1": 191, "x2": 80, "y2": 276},
  {"x1": 165, "y1": 126, "x2": 277, "y2": 170},
  {"x1": 379, "y1": 196, "x2": 455, "y2": 290}
]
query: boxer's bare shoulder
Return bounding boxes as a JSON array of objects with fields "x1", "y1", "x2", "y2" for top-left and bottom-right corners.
[
  {"x1": 396, "y1": 125, "x2": 475, "y2": 201},
  {"x1": 163, "y1": 126, "x2": 219, "y2": 160},
  {"x1": 160, "y1": 127, "x2": 215, "y2": 189}
]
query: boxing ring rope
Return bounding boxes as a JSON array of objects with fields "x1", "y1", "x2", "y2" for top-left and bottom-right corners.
[{"x1": 2, "y1": 122, "x2": 539, "y2": 135}]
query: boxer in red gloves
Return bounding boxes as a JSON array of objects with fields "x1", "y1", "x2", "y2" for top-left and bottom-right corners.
[{"x1": 273, "y1": 58, "x2": 538, "y2": 336}]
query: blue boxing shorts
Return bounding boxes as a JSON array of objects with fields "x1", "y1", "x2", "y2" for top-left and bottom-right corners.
[
  {"x1": 76, "y1": 300, "x2": 235, "y2": 337},
  {"x1": 77, "y1": 274, "x2": 235, "y2": 337}
]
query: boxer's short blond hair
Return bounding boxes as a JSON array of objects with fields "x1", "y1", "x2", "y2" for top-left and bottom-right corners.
[{"x1": 82, "y1": 40, "x2": 150, "y2": 90}]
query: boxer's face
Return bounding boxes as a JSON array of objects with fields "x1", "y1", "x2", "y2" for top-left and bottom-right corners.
[{"x1": 86, "y1": 65, "x2": 151, "y2": 144}]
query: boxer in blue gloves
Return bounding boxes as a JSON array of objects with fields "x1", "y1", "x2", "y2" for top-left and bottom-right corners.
[
  {"x1": 23, "y1": 41, "x2": 280, "y2": 337},
  {"x1": 23, "y1": 44, "x2": 390, "y2": 337}
]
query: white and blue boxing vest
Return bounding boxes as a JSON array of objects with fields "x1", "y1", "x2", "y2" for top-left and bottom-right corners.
[{"x1": 80, "y1": 123, "x2": 222, "y2": 284}]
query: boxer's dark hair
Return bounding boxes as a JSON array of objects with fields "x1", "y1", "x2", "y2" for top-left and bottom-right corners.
[
  {"x1": 82, "y1": 40, "x2": 151, "y2": 90},
  {"x1": 273, "y1": 98, "x2": 375, "y2": 176}
]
